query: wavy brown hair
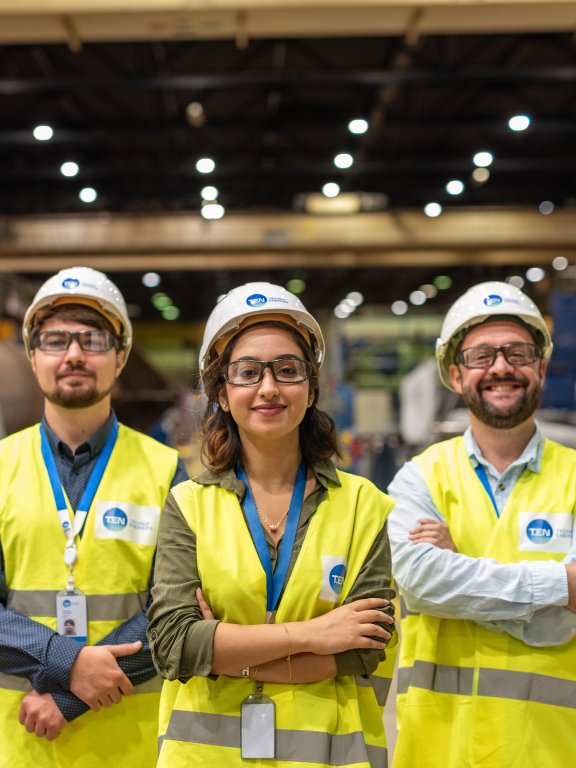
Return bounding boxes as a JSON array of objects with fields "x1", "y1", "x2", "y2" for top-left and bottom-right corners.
[{"x1": 199, "y1": 321, "x2": 341, "y2": 471}]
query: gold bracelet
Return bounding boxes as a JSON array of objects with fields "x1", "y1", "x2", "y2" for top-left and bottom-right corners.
[
  {"x1": 251, "y1": 665, "x2": 259, "y2": 680},
  {"x1": 283, "y1": 624, "x2": 292, "y2": 682}
]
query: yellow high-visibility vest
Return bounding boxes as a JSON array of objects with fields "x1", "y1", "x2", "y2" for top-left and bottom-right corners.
[
  {"x1": 158, "y1": 470, "x2": 396, "y2": 768},
  {"x1": 0, "y1": 423, "x2": 178, "y2": 768},
  {"x1": 394, "y1": 436, "x2": 576, "y2": 768}
]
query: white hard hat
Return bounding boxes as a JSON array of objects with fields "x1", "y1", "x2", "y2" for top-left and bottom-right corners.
[
  {"x1": 23, "y1": 266, "x2": 133, "y2": 363},
  {"x1": 436, "y1": 281, "x2": 553, "y2": 391},
  {"x1": 199, "y1": 282, "x2": 325, "y2": 371}
]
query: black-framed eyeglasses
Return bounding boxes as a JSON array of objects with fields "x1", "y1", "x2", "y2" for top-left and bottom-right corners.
[
  {"x1": 33, "y1": 330, "x2": 118, "y2": 354},
  {"x1": 223, "y1": 357, "x2": 312, "y2": 386},
  {"x1": 456, "y1": 342, "x2": 540, "y2": 369}
]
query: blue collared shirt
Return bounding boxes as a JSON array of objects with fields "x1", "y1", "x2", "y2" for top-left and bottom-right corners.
[
  {"x1": 0, "y1": 414, "x2": 188, "y2": 720},
  {"x1": 388, "y1": 423, "x2": 576, "y2": 646}
]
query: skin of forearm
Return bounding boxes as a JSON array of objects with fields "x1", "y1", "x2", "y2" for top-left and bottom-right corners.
[
  {"x1": 211, "y1": 621, "x2": 302, "y2": 676},
  {"x1": 249, "y1": 653, "x2": 337, "y2": 684}
]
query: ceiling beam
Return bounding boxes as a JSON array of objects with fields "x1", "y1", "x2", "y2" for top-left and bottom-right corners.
[
  {"x1": 0, "y1": 3, "x2": 575, "y2": 45},
  {"x1": 1, "y1": 209, "x2": 575, "y2": 273}
]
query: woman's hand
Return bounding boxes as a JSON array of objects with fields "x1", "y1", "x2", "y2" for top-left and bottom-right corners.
[
  {"x1": 408, "y1": 518, "x2": 457, "y2": 552},
  {"x1": 196, "y1": 588, "x2": 216, "y2": 620},
  {"x1": 295, "y1": 597, "x2": 394, "y2": 655}
]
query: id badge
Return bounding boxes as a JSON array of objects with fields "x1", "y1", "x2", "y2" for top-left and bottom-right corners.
[
  {"x1": 56, "y1": 590, "x2": 88, "y2": 642},
  {"x1": 241, "y1": 693, "x2": 275, "y2": 759}
]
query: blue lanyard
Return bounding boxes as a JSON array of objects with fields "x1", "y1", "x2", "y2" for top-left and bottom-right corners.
[
  {"x1": 237, "y1": 460, "x2": 307, "y2": 613},
  {"x1": 40, "y1": 418, "x2": 119, "y2": 537},
  {"x1": 474, "y1": 464, "x2": 499, "y2": 517}
]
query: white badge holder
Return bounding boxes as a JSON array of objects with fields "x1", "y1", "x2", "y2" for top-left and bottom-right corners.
[
  {"x1": 241, "y1": 692, "x2": 275, "y2": 759},
  {"x1": 56, "y1": 534, "x2": 88, "y2": 642}
]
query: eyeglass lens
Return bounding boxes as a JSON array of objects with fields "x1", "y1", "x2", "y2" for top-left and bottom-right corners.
[
  {"x1": 225, "y1": 358, "x2": 310, "y2": 385},
  {"x1": 37, "y1": 330, "x2": 115, "y2": 353},
  {"x1": 458, "y1": 343, "x2": 538, "y2": 368}
]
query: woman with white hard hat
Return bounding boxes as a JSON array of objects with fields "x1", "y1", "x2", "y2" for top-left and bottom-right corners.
[{"x1": 148, "y1": 282, "x2": 397, "y2": 768}]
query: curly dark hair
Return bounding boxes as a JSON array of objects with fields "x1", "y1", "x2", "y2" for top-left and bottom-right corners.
[{"x1": 199, "y1": 321, "x2": 341, "y2": 471}]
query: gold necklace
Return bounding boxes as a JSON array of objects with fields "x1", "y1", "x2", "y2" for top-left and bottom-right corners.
[{"x1": 255, "y1": 502, "x2": 290, "y2": 533}]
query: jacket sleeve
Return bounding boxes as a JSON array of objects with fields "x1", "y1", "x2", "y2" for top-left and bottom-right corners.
[
  {"x1": 147, "y1": 492, "x2": 219, "y2": 681},
  {"x1": 335, "y1": 518, "x2": 396, "y2": 677},
  {"x1": 388, "y1": 461, "x2": 571, "y2": 636},
  {"x1": 0, "y1": 543, "x2": 88, "y2": 720}
]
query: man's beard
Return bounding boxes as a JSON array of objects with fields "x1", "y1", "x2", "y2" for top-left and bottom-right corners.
[
  {"x1": 461, "y1": 373, "x2": 541, "y2": 429},
  {"x1": 44, "y1": 366, "x2": 111, "y2": 409}
]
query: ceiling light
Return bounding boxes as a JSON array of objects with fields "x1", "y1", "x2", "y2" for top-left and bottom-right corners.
[
  {"x1": 196, "y1": 158, "x2": 215, "y2": 174},
  {"x1": 508, "y1": 114, "x2": 530, "y2": 132},
  {"x1": 409, "y1": 290, "x2": 427, "y2": 306},
  {"x1": 420, "y1": 284, "x2": 437, "y2": 298},
  {"x1": 539, "y1": 200, "x2": 554, "y2": 215},
  {"x1": 296, "y1": 191, "x2": 387, "y2": 215},
  {"x1": 424, "y1": 202, "x2": 442, "y2": 218},
  {"x1": 201, "y1": 185, "x2": 219, "y2": 201},
  {"x1": 525, "y1": 267, "x2": 546, "y2": 283},
  {"x1": 60, "y1": 161, "x2": 79, "y2": 177},
  {"x1": 79, "y1": 187, "x2": 97, "y2": 203},
  {"x1": 446, "y1": 180, "x2": 464, "y2": 196},
  {"x1": 186, "y1": 101, "x2": 205, "y2": 127},
  {"x1": 346, "y1": 291, "x2": 364, "y2": 307},
  {"x1": 334, "y1": 304, "x2": 352, "y2": 319},
  {"x1": 201, "y1": 202, "x2": 225, "y2": 220},
  {"x1": 286, "y1": 278, "x2": 306, "y2": 294},
  {"x1": 334, "y1": 153, "x2": 354, "y2": 169},
  {"x1": 472, "y1": 167, "x2": 490, "y2": 183},
  {"x1": 348, "y1": 119, "x2": 368, "y2": 135},
  {"x1": 552, "y1": 256, "x2": 569, "y2": 271},
  {"x1": 391, "y1": 300, "x2": 408, "y2": 316},
  {"x1": 506, "y1": 275, "x2": 525, "y2": 288},
  {"x1": 322, "y1": 182, "x2": 340, "y2": 198},
  {"x1": 33, "y1": 125, "x2": 53, "y2": 141},
  {"x1": 152, "y1": 292, "x2": 172, "y2": 309},
  {"x1": 142, "y1": 272, "x2": 161, "y2": 288},
  {"x1": 473, "y1": 151, "x2": 493, "y2": 168},
  {"x1": 433, "y1": 275, "x2": 452, "y2": 290},
  {"x1": 161, "y1": 306, "x2": 180, "y2": 320}
]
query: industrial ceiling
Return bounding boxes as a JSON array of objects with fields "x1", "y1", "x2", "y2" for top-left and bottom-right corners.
[{"x1": 1, "y1": 1, "x2": 576, "y2": 323}]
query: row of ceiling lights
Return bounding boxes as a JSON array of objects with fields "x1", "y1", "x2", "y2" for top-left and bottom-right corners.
[
  {"x1": 388, "y1": 258, "x2": 571, "y2": 318},
  {"x1": 32, "y1": 124, "x2": 224, "y2": 219},
  {"x1": 420, "y1": 114, "x2": 556, "y2": 218}
]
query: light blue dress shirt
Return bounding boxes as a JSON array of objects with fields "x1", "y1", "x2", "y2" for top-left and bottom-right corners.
[{"x1": 388, "y1": 423, "x2": 576, "y2": 646}]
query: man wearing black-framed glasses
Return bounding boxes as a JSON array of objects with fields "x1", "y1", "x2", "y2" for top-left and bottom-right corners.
[
  {"x1": 388, "y1": 281, "x2": 576, "y2": 768},
  {"x1": 0, "y1": 267, "x2": 187, "y2": 768}
]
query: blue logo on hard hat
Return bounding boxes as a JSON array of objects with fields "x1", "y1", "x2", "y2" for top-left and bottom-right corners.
[
  {"x1": 483, "y1": 294, "x2": 503, "y2": 307},
  {"x1": 103, "y1": 507, "x2": 128, "y2": 532},
  {"x1": 329, "y1": 563, "x2": 347, "y2": 594},
  {"x1": 246, "y1": 293, "x2": 267, "y2": 308},
  {"x1": 62, "y1": 278, "x2": 80, "y2": 290},
  {"x1": 526, "y1": 518, "x2": 553, "y2": 544}
]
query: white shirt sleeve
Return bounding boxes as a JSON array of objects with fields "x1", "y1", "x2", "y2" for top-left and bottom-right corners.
[{"x1": 387, "y1": 460, "x2": 573, "y2": 644}]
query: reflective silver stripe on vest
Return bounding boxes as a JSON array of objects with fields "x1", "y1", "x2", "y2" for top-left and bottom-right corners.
[
  {"x1": 7, "y1": 590, "x2": 148, "y2": 621},
  {"x1": 0, "y1": 673, "x2": 162, "y2": 694},
  {"x1": 356, "y1": 674, "x2": 392, "y2": 707},
  {"x1": 164, "y1": 710, "x2": 387, "y2": 767},
  {"x1": 0, "y1": 672, "x2": 33, "y2": 692},
  {"x1": 478, "y1": 667, "x2": 576, "y2": 709},
  {"x1": 397, "y1": 660, "x2": 474, "y2": 696}
]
